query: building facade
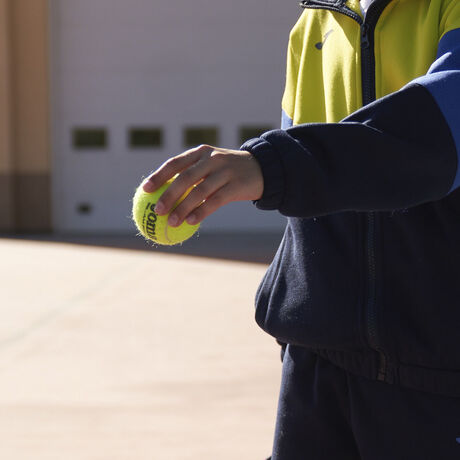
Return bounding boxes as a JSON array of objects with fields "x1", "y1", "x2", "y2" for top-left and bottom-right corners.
[
  {"x1": 0, "y1": 0, "x2": 299, "y2": 234},
  {"x1": 0, "y1": 0, "x2": 50, "y2": 232}
]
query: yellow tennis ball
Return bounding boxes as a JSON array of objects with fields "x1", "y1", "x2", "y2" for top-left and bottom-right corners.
[{"x1": 132, "y1": 177, "x2": 200, "y2": 245}]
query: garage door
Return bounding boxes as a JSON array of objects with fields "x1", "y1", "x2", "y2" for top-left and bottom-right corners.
[{"x1": 49, "y1": 0, "x2": 296, "y2": 233}]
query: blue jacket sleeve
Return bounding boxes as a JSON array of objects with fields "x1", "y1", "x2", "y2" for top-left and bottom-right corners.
[{"x1": 241, "y1": 29, "x2": 460, "y2": 218}]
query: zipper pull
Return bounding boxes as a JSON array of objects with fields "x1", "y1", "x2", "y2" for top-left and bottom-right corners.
[{"x1": 361, "y1": 23, "x2": 370, "y2": 49}]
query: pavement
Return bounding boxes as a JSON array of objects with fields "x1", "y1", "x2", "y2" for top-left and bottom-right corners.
[{"x1": 0, "y1": 232, "x2": 284, "y2": 460}]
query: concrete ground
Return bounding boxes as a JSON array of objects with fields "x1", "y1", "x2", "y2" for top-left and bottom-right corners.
[{"x1": 0, "y1": 232, "x2": 283, "y2": 460}]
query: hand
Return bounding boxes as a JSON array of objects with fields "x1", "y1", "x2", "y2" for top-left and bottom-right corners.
[{"x1": 142, "y1": 144, "x2": 264, "y2": 227}]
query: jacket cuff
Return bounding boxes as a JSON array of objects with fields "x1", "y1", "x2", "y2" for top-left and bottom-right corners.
[{"x1": 240, "y1": 137, "x2": 285, "y2": 210}]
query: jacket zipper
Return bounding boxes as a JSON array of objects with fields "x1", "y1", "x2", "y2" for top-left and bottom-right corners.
[
  {"x1": 301, "y1": 0, "x2": 394, "y2": 383},
  {"x1": 360, "y1": 0, "x2": 393, "y2": 384}
]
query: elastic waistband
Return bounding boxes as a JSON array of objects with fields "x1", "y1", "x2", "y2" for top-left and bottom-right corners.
[{"x1": 314, "y1": 348, "x2": 460, "y2": 398}]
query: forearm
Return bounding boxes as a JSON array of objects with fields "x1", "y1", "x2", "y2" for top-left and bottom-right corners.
[{"x1": 243, "y1": 84, "x2": 457, "y2": 217}]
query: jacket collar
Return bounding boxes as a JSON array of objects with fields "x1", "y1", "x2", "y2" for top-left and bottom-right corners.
[{"x1": 300, "y1": 0, "x2": 348, "y2": 5}]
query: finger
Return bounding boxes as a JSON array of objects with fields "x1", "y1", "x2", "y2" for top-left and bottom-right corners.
[
  {"x1": 184, "y1": 183, "x2": 234, "y2": 225},
  {"x1": 154, "y1": 150, "x2": 217, "y2": 216},
  {"x1": 143, "y1": 144, "x2": 212, "y2": 193},
  {"x1": 167, "y1": 172, "x2": 229, "y2": 227}
]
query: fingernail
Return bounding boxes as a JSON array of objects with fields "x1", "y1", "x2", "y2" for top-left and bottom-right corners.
[
  {"x1": 168, "y1": 214, "x2": 179, "y2": 227},
  {"x1": 186, "y1": 214, "x2": 197, "y2": 225},
  {"x1": 143, "y1": 180, "x2": 154, "y2": 193},
  {"x1": 154, "y1": 202, "x2": 165, "y2": 214}
]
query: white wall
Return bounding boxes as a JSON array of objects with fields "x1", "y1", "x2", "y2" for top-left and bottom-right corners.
[{"x1": 50, "y1": 0, "x2": 300, "y2": 233}]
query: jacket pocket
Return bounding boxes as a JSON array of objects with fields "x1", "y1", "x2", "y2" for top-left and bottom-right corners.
[
  {"x1": 255, "y1": 214, "x2": 363, "y2": 350},
  {"x1": 381, "y1": 198, "x2": 460, "y2": 371}
]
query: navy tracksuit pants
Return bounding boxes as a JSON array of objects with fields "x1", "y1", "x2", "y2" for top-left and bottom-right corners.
[{"x1": 268, "y1": 345, "x2": 460, "y2": 460}]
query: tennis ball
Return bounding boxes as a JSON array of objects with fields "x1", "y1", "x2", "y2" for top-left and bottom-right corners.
[{"x1": 132, "y1": 177, "x2": 200, "y2": 245}]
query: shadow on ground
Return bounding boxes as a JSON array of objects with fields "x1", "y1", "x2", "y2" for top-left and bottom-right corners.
[{"x1": 1, "y1": 231, "x2": 283, "y2": 264}]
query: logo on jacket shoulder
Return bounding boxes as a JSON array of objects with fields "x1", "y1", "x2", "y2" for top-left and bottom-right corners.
[{"x1": 315, "y1": 29, "x2": 334, "y2": 50}]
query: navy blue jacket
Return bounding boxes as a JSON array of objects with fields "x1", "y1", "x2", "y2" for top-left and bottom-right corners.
[{"x1": 242, "y1": 0, "x2": 460, "y2": 397}]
